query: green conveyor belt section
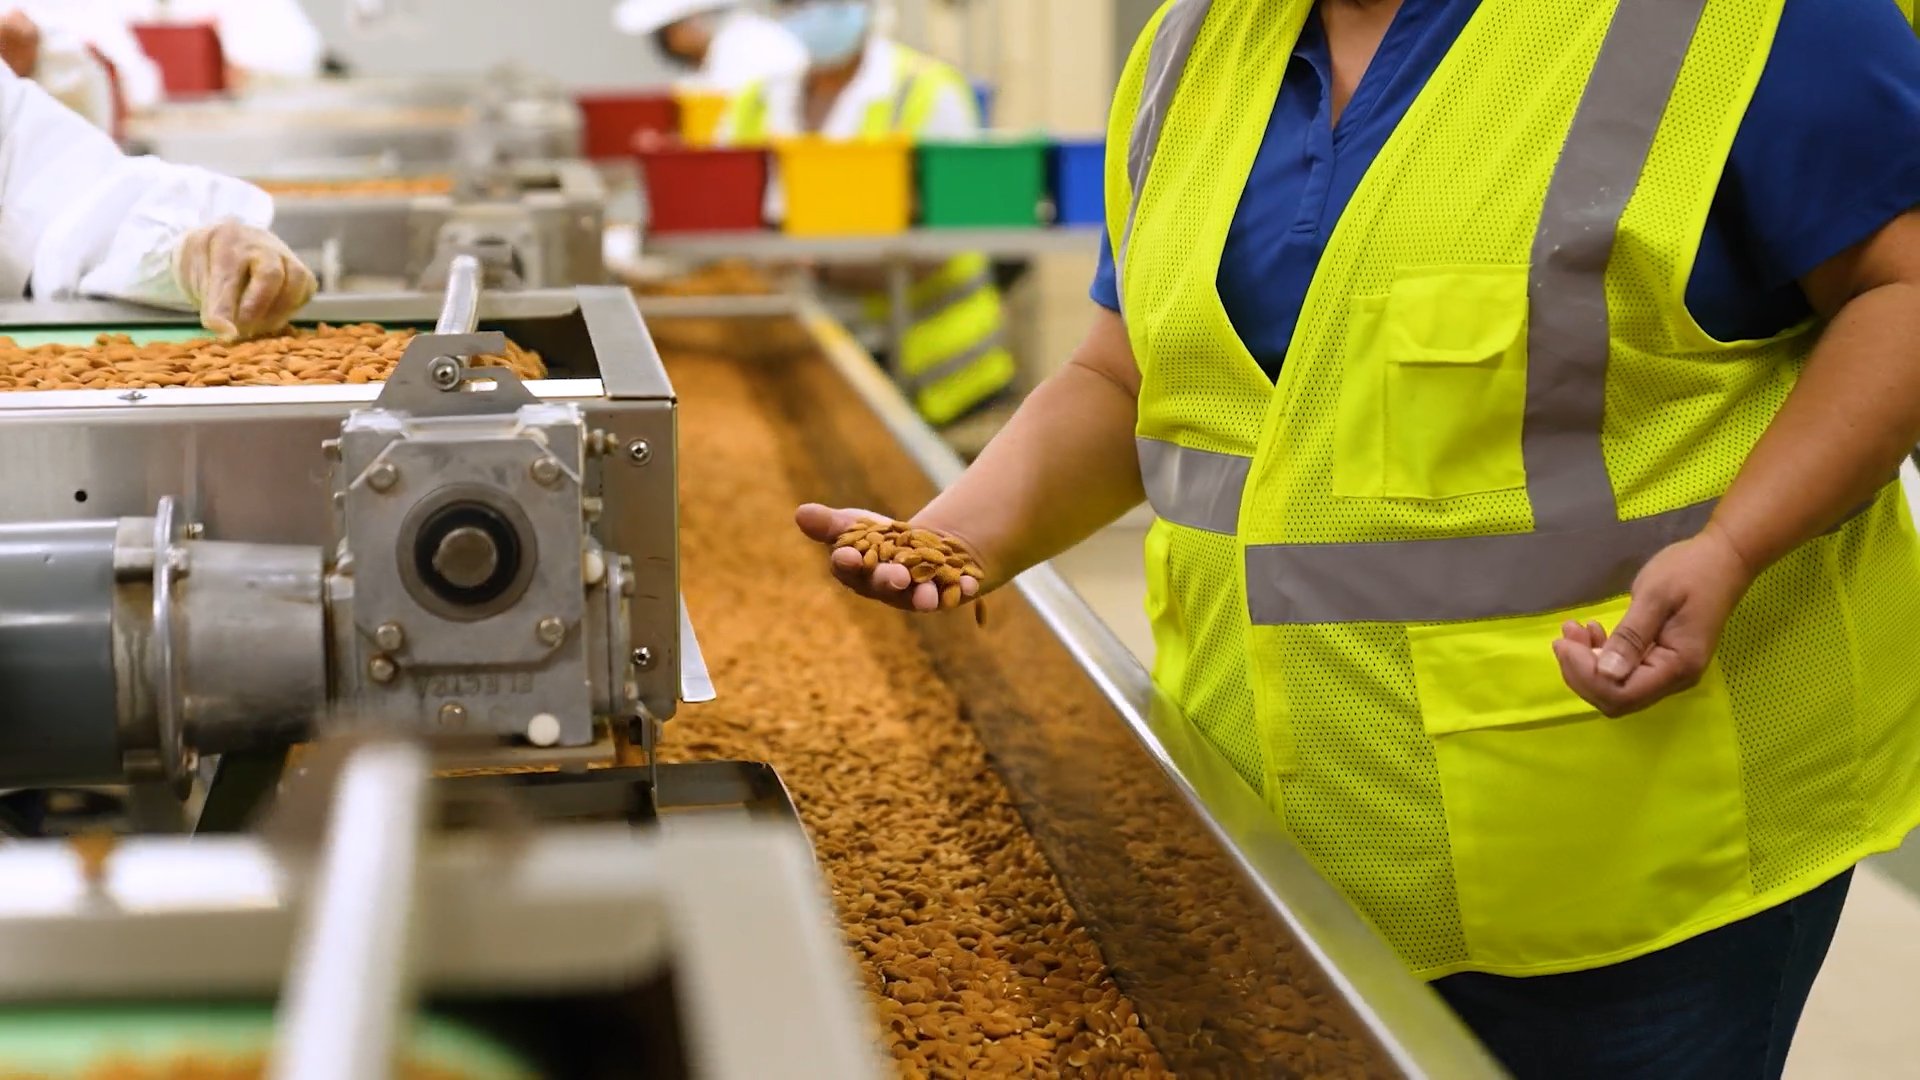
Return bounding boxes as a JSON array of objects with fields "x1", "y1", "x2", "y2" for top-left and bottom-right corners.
[
  {"x1": 0, "y1": 326, "x2": 213, "y2": 348},
  {"x1": 0, "y1": 1004, "x2": 537, "y2": 1077}
]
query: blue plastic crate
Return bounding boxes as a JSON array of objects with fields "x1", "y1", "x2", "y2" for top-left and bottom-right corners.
[{"x1": 1052, "y1": 138, "x2": 1106, "y2": 227}]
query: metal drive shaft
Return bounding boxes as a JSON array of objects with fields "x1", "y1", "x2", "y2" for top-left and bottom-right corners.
[{"x1": 434, "y1": 253, "x2": 483, "y2": 336}]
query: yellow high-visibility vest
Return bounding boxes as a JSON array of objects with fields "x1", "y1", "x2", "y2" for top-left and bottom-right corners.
[
  {"x1": 1112, "y1": 0, "x2": 1920, "y2": 979},
  {"x1": 726, "y1": 45, "x2": 1016, "y2": 427}
]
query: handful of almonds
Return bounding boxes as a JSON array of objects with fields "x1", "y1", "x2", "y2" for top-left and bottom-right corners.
[{"x1": 836, "y1": 519, "x2": 989, "y2": 623}]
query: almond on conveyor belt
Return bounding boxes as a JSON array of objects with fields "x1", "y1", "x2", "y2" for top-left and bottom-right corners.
[{"x1": 255, "y1": 175, "x2": 458, "y2": 198}]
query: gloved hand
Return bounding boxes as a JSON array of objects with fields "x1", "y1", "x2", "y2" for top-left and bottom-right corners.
[
  {"x1": 0, "y1": 11, "x2": 40, "y2": 78},
  {"x1": 173, "y1": 220, "x2": 317, "y2": 342}
]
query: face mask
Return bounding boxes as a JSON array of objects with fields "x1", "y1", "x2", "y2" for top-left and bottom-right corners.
[{"x1": 780, "y1": 1, "x2": 871, "y2": 66}]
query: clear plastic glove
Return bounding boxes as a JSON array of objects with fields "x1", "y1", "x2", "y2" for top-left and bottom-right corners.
[{"x1": 173, "y1": 219, "x2": 317, "y2": 342}]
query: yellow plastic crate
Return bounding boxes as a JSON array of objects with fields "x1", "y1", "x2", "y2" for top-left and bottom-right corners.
[
  {"x1": 675, "y1": 89, "x2": 732, "y2": 147},
  {"x1": 774, "y1": 136, "x2": 913, "y2": 237}
]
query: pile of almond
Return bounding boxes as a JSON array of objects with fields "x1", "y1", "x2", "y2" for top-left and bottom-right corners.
[
  {"x1": 0, "y1": 326, "x2": 545, "y2": 392},
  {"x1": 255, "y1": 175, "x2": 457, "y2": 199},
  {"x1": 835, "y1": 520, "x2": 985, "y2": 612}
]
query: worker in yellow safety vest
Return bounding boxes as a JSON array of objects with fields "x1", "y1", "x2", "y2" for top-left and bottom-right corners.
[
  {"x1": 716, "y1": 0, "x2": 1017, "y2": 429},
  {"x1": 796, "y1": 1, "x2": 1920, "y2": 1077}
]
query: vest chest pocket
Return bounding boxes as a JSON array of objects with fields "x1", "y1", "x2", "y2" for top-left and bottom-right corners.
[
  {"x1": 1335, "y1": 266, "x2": 1530, "y2": 501},
  {"x1": 1408, "y1": 600, "x2": 1752, "y2": 972}
]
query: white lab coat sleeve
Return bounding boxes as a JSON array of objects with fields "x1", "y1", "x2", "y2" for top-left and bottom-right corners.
[{"x1": 0, "y1": 65, "x2": 271, "y2": 307}]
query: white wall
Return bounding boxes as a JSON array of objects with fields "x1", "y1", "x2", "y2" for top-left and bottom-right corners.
[{"x1": 296, "y1": 0, "x2": 674, "y2": 88}]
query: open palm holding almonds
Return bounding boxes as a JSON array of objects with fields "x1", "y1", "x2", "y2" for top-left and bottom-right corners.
[{"x1": 795, "y1": 504, "x2": 987, "y2": 616}]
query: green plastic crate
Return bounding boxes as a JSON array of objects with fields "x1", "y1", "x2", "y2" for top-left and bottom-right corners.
[{"x1": 917, "y1": 137, "x2": 1049, "y2": 229}]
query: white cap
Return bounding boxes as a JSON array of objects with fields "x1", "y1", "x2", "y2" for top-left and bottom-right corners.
[{"x1": 613, "y1": 0, "x2": 737, "y2": 36}]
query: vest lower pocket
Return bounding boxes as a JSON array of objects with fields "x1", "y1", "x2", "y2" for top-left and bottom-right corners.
[
  {"x1": 1335, "y1": 266, "x2": 1530, "y2": 502},
  {"x1": 1409, "y1": 599, "x2": 1752, "y2": 971}
]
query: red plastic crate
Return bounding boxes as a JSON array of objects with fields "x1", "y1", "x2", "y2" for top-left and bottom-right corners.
[
  {"x1": 637, "y1": 144, "x2": 767, "y2": 234},
  {"x1": 131, "y1": 22, "x2": 226, "y2": 98},
  {"x1": 576, "y1": 92, "x2": 679, "y2": 161}
]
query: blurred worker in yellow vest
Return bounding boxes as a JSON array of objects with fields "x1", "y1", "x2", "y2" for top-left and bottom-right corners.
[
  {"x1": 615, "y1": 0, "x2": 806, "y2": 91},
  {"x1": 718, "y1": 0, "x2": 1016, "y2": 429}
]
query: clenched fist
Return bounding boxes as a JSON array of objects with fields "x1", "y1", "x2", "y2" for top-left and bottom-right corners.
[{"x1": 173, "y1": 220, "x2": 317, "y2": 342}]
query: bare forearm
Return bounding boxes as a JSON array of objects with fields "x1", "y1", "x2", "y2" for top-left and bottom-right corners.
[
  {"x1": 914, "y1": 315, "x2": 1144, "y2": 581},
  {"x1": 1711, "y1": 280, "x2": 1920, "y2": 571}
]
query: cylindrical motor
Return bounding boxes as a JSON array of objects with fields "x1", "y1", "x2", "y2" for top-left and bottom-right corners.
[
  {"x1": 0, "y1": 520, "x2": 124, "y2": 786},
  {"x1": 0, "y1": 506, "x2": 327, "y2": 788}
]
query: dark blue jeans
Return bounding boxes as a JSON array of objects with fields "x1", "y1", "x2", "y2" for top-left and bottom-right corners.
[{"x1": 1435, "y1": 871, "x2": 1854, "y2": 1080}]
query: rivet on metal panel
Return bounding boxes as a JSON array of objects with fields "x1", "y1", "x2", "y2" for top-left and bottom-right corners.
[
  {"x1": 530, "y1": 457, "x2": 563, "y2": 486},
  {"x1": 438, "y1": 702, "x2": 469, "y2": 727},
  {"x1": 368, "y1": 655, "x2": 398, "y2": 683},
  {"x1": 368, "y1": 462, "x2": 400, "y2": 492},
  {"x1": 631, "y1": 646, "x2": 654, "y2": 670},
  {"x1": 625, "y1": 439, "x2": 652, "y2": 466},
  {"x1": 374, "y1": 622, "x2": 406, "y2": 652},
  {"x1": 536, "y1": 616, "x2": 567, "y2": 646}
]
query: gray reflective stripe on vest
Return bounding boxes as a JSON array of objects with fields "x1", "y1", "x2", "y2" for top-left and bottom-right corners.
[
  {"x1": 890, "y1": 64, "x2": 926, "y2": 130},
  {"x1": 903, "y1": 332, "x2": 1008, "y2": 392},
  {"x1": 1245, "y1": 502, "x2": 1715, "y2": 624},
  {"x1": 1125, "y1": 0, "x2": 1724, "y2": 625},
  {"x1": 1524, "y1": 0, "x2": 1710, "y2": 531},
  {"x1": 912, "y1": 270, "x2": 993, "y2": 321},
  {"x1": 1116, "y1": 0, "x2": 1213, "y2": 304},
  {"x1": 1138, "y1": 437, "x2": 1246, "y2": 535}
]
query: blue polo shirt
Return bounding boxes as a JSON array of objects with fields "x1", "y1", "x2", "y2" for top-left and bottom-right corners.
[{"x1": 1092, "y1": 0, "x2": 1920, "y2": 378}]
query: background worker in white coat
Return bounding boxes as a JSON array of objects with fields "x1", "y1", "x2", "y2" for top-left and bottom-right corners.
[
  {"x1": 8, "y1": 0, "x2": 159, "y2": 113},
  {"x1": 614, "y1": 0, "x2": 806, "y2": 91},
  {"x1": 0, "y1": 62, "x2": 313, "y2": 339},
  {"x1": 107, "y1": 0, "x2": 325, "y2": 96},
  {"x1": 0, "y1": 8, "x2": 118, "y2": 128},
  {"x1": 717, "y1": 0, "x2": 1015, "y2": 428}
]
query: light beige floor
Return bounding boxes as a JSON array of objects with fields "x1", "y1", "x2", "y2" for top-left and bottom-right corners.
[{"x1": 1048, "y1": 459, "x2": 1920, "y2": 1078}]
